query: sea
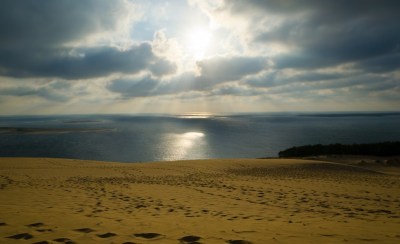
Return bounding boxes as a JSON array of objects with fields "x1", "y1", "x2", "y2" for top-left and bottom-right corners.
[{"x1": 0, "y1": 112, "x2": 399, "y2": 162}]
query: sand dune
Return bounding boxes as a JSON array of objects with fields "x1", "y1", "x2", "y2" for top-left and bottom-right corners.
[{"x1": 1, "y1": 158, "x2": 400, "y2": 243}]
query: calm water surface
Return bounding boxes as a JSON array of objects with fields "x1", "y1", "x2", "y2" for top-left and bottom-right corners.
[{"x1": 0, "y1": 113, "x2": 399, "y2": 162}]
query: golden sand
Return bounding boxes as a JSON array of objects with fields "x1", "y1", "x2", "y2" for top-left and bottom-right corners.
[{"x1": 1, "y1": 157, "x2": 399, "y2": 243}]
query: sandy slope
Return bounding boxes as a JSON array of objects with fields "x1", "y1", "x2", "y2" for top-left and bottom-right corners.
[{"x1": 0, "y1": 158, "x2": 399, "y2": 244}]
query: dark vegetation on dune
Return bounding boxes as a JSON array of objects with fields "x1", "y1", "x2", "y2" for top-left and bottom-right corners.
[{"x1": 279, "y1": 142, "x2": 400, "y2": 157}]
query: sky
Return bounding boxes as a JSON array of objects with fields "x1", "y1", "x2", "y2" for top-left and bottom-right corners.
[{"x1": 0, "y1": 0, "x2": 399, "y2": 115}]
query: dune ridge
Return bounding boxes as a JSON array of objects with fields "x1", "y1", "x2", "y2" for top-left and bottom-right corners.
[{"x1": 1, "y1": 157, "x2": 400, "y2": 243}]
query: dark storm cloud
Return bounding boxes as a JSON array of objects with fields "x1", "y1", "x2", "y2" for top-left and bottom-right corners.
[
  {"x1": 223, "y1": 0, "x2": 400, "y2": 70},
  {"x1": 0, "y1": 0, "x2": 176, "y2": 79},
  {"x1": 270, "y1": 20, "x2": 400, "y2": 69},
  {"x1": 0, "y1": 43, "x2": 176, "y2": 79},
  {"x1": 0, "y1": 0, "x2": 124, "y2": 48},
  {"x1": 224, "y1": 0, "x2": 400, "y2": 18},
  {"x1": 354, "y1": 54, "x2": 400, "y2": 73}
]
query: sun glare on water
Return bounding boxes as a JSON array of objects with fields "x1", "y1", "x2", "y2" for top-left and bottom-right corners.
[
  {"x1": 185, "y1": 28, "x2": 213, "y2": 60},
  {"x1": 162, "y1": 131, "x2": 206, "y2": 160}
]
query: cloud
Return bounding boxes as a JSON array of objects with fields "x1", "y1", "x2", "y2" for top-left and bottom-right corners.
[
  {"x1": 244, "y1": 70, "x2": 349, "y2": 88},
  {"x1": 223, "y1": 0, "x2": 400, "y2": 17},
  {"x1": 209, "y1": 83, "x2": 263, "y2": 97},
  {"x1": 107, "y1": 76, "x2": 160, "y2": 98},
  {"x1": 0, "y1": 0, "x2": 177, "y2": 79},
  {"x1": 1, "y1": 0, "x2": 399, "y2": 113},
  {"x1": 107, "y1": 73, "x2": 200, "y2": 98},
  {"x1": 269, "y1": 21, "x2": 400, "y2": 69},
  {"x1": 0, "y1": 43, "x2": 178, "y2": 79},
  {"x1": 184, "y1": 0, "x2": 400, "y2": 110},
  {"x1": 208, "y1": 0, "x2": 400, "y2": 69},
  {"x1": 149, "y1": 59, "x2": 178, "y2": 77},
  {"x1": 0, "y1": 80, "x2": 72, "y2": 102},
  {"x1": 196, "y1": 55, "x2": 267, "y2": 83},
  {"x1": 106, "y1": 55, "x2": 267, "y2": 98},
  {"x1": 0, "y1": 0, "x2": 133, "y2": 49},
  {"x1": 354, "y1": 53, "x2": 400, "y2": 73}
]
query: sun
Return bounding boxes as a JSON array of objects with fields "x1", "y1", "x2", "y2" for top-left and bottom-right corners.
[{"x1": 184, "y1": 28, "x2": 213, "y2": 60}]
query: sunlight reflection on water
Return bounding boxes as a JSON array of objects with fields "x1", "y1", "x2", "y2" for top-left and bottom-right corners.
[
  {"x1": 175, "y1": 112, "x2": 212, "y2": 119},
  {"x1": 162, "y1": 131, "x2": 205, "y2": 160}
]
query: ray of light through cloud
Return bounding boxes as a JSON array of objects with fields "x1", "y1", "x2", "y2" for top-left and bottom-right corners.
[{"x1": 0, "y1": 0, "x2": 399, "y2": 114}]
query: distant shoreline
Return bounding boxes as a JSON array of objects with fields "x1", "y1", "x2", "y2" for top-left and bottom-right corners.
[{"x1": 0, "y1": 127, "x2": 114, "y2": 134}]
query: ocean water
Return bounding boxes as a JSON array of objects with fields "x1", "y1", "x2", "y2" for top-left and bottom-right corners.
[{"x1": 0, "y1": 112, "x2": 399, "y2": 162}]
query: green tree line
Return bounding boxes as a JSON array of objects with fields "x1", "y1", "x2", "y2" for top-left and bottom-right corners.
[{"x1": 278, "y1": 142, "x2": 400, "y2": 157}]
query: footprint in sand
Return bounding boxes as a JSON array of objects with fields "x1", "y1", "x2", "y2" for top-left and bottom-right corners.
[
  {"x1": 97, "y1": 232, "x2": 117, "y2": 238},
  {"x1": 74, "y1": 228, "x2": 95, "y2": 233},
  {"x1": 179, "y1": 235, "x2": 202, "y2": 243},
  {"x1": 33, "y1": 241, "x2": 50, "y2": 244},
  {"x1": 53, "y1": 237, "x2": 76, "y2": 244},
  {"x1": 134, "y1": 233, "x2": 164, "y2": 240},
  {"x1": 26, "y1": 222, "x2": 45, "y2": 227},
  {"x1": 36, "y1": 228, "x2": 53, "y2": 233},
  {"x1": 6, "y1": 233, "x2": 34, "y2": 240},
  {"x1": 0, "y1": 222, "x2": 7, "y2": 226},
  {"x1": 227, "y1": 240, "x2": 253, "y2": 244}
]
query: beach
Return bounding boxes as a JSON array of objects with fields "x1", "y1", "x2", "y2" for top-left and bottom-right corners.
[{"x1": 1, "y1": 157, "x2": 400, "y2": 243}]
